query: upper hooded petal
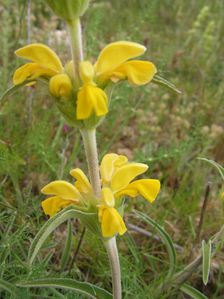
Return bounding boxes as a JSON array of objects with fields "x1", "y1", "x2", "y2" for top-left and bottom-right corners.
[
  {"x1": 15, "y1": 43, "x2": 63, "y2": 73},
  {"x1": 13, "y1": 62, "x2": 56, "y2": 85},
  {"x1": 101, "y1": 187, "x2": 115, "y2": 207},
  {"x1": 111, "y1": 163, "x2": 148, "y2": 192},
  {"x1": 100, "y1": 153, "x2": 128, "y2": 184},
  {"x1": 70, "y1": 168, "x2": 92, "y2": 194},
  {"x1": 100, "y1": 153, "x2": 119, "y2": 183},
  {"x1": 79, "y1": 61, "x2": 95, "y2": 84},
  {"x1": 41, "y1": 180, "x2": 81, "y2": 200},
  {"x1": 95, "y1": 41, "x2": 146, "y2": 76}
]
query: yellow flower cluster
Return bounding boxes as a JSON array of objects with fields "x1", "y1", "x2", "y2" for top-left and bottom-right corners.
[
  {"x1": 13, "y1": 39, "x2": 160, "y2": 239},
  {"x1": 13, "y1": 41, "x2": 157, "y2": 122},
  {"x1": 41, "y1": 153, "x2": 160, "y2": 238}
]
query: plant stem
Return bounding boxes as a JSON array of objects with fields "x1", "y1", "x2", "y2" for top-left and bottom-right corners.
[
  {"x1": 80, "y1": 128, "x2": 101, "y2": 198},
  {"x1": 69, "y1": 227, "x2": 86, "y2": 273},
  {"x1": 104, "y1": 237, "x2": 122, "y2": 299},
  {"x1": 67, "y1": 17, "x2": 101, "y2": 197},
  {"x1": 67, "y1": 18, "x2": 83, "y2": 87},
  {"x1": 195, "y1": 183, "x2": 210, "y2": 243}
]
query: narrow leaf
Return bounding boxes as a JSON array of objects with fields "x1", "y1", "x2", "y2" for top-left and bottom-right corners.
[
  {"x1": 28, "y1": 206, "x2": 99, "y2": 265},
  {"x1": 152, "y1": 75, "x2": 181, "y2": 94},
  {"x1": 17, "y1": 278, "x2": 112, "y2": 299},
  {"x1": 0, "y1": 78, "x2": 48, "y2": 106},
  {"x1": 134, "y1": 210, "x2": 177, "y2": 279},
  {"x1": 180, "y1": 283, "x2": 208, "y2": 299},
  {"x1": 0, "y1": 279, "x2": 16, "y2": 297},
  {"x1": 197, "y1": 158, "x2": 224, "y2": 181},
  {"x1": 0, "y1": 84, "x2": 23, "y2": 106},
  {"x1": 202, "y1": 240, "x2": 212, "y2": 285},
  {"x1": 60, "y1": 220, "x2": 73, "y2": 271}
]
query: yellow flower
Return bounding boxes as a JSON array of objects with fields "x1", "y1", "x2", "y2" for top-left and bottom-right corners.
[
  {"x1": 94, "y1": 41, "x2": 157, "y2": 85},
  {"x1": 41, "y1": 168, "x2": 93, "y2": 217},
  {"x1": 41, "y1": 153, "x2": 160, "y2": 238},
  {"x1": 13, "y1": 43, "x2": 72, "y2": 98},
  {"x1": 77, "y1": 61, "x2": 108, "y2": 119},
  {"x1": 77, "y1": 41, "x2": 157, "y2": 120},
  {"x1": 98, "y1": 187, "x2": 127, "y2": 238},
  {"x1": 98, "y1": 153, "x2": 160, "y2": 237},
  {"x1": 13, "y1": 41, "x2": 156, "y2": 122}
]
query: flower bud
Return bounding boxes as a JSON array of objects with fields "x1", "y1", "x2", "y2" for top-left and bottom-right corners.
[
  {"x1": 45, "y1": 0, "x2": 90, "y2": 22},
  {"x1": 65, "y1": 61, "x2": 75, "y2": 79},
  {"x1": 79, "y1": 61, "x2": 95, "y2": 83},
  {"x1": 49, "y1": 74, "x2": 72, "y2": 98}
]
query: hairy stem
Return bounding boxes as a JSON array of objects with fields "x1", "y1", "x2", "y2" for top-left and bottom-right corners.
[
  {"x1": 67, "y1": 18, "x2": 83, "y2": 87},
  {"x1": 67, "y1": 15, "x2": 121, "y2": 299},
  {"x1": 80, "y1": 129, "x2": 101, "y2": 198},
  {"x1": 104, "y1": 237, "x2": 122, "y2": 299}
]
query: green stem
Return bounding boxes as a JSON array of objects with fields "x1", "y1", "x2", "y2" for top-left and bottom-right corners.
[
  {"x1": 104, "y1": 237, "x2": 122, "y2": 299},
  {"x1": 80, "y1": 128, "x2": 101, "y2": 198},
  {"x1": 67, "y1": 18, "x2": 83, "y2": 87}
]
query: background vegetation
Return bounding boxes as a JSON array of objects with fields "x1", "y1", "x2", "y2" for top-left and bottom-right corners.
[{"x1": 0, "y1": 0, "x2": 224, "y2": 298}]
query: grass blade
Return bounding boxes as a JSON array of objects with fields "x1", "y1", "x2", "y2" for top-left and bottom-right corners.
[
  {"x1": 180, "y1": 283, "x2": 208, "y2": 299},
  {"x1": 134, "y1": 210, "x2": 177, "y2": 279},
  {"x1": 17, "y1": 278, "x2": 112, "y2": 299},
  {"x1": 60, "y1": 220, "x2": 73, "y2": 271},
  {"x1": 28, "y1": 206, "x2": 99, "y2": 265},
  {"x1": 0, "y1": 84, "x2": 23, "y2": 106},
  {"x1": 0, "y1": 279, "x2": 16, "y2": 297},
  {"x1": 197, "y1": 158, "x2": 224, "y2": 181},
  {"x1": 202, "y1": 240, "x2": 212, "y2": 285},
  {"x1": 0, "y1": 78, "x2": 48, "y2": 107}
]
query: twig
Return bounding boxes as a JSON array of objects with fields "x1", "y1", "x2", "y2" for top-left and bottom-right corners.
[
  {"x1": 127, "y1": 223, "x2": 183, "y2": 252},
  {"x1": 69, "y1": 227, "x2": 86, "y2": 273},
  {"x1": 195, "y1": 183, "x2": 211, "y2": 243}
]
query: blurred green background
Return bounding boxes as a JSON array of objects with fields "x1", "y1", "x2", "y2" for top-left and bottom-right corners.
[{"x1": 0, "y1": 0, "x2": 224, "y2": 298}]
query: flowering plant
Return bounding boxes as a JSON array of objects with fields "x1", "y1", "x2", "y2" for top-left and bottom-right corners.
[
  {"x1": 2, "y1": 1, "x2": 222, "y2": 299},
  {"x1": 9, "y1": 3, "x2": 160, "y2": 294}
]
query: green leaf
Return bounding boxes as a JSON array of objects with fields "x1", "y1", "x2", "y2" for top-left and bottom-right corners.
[
  {"x1": 0, "y1": 279, "x2": 16, "y2": 297},
  {"x1": 60, "y1": 220, "x2": 73, "y2": 271},
  {"x1": 28, "y1": 205, "x2": 99, "y2": 265},
  {"x1": 133, "y1": 210, "x2": 177, "y2": 279},
  {"x1": 0, "y1": 84, "x2": 23, "y2": 106},
  {"x1": 17, "y1": 278, "x2": 112, "y2": 299},
  {"x1": 152, "y1": 75, "x2": 182, "y2": 94},
  {"x1": 0, "y1": 79, "x2": 48, "y2": 107},
  {"x1": 180, "y1": 283, "x2": 208, "y2": 299},
  {"x1": 202, "y1": 240, "x2": 212, "y2": 285}
]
